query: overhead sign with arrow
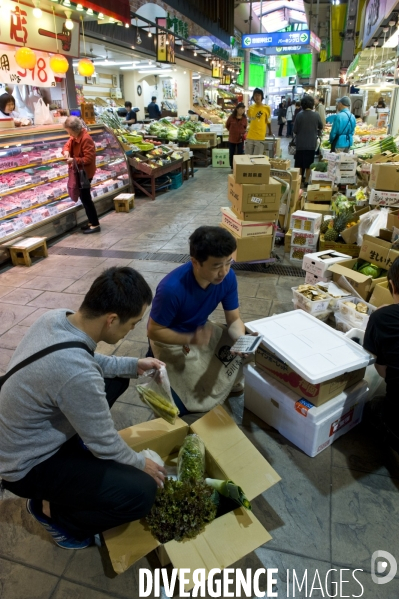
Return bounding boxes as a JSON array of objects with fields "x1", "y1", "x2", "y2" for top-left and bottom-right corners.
[{"x1": 241, "y1": 30, "x2": 320, "y2": 51}]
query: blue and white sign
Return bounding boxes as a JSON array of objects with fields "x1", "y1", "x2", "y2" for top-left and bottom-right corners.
[
  {"x1": 242, "y1": 30, "x2": 310, "y2": 49},
  {"x1": 264, "y1": 45, "x2": 311, "y2": 55}
]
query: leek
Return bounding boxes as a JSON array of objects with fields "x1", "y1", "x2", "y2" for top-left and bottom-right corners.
[{"x1": 205, "y1": 478, "x2": 252, "y2": 510}]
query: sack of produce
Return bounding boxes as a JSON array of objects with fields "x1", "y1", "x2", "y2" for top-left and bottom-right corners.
[{"x1": 137, "y1": 365, "x2": 179, "y2": 424}]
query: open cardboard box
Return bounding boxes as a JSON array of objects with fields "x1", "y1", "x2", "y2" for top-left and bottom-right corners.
[
  {"x1": 328, "y1": 258, "x2": 387, "y2": 300},
  {"x1": 369, "y1": 280, "x2": 394, "y2": 307},
  {"x1": 359, "y1": 234, "x2": 399, "y2": 269},
  {"x1": 103, "y1": 407, "x2": 280, "y2": 590},
  {"x1": 340, "y1": 206, "x2": 370, "y2": 245}
]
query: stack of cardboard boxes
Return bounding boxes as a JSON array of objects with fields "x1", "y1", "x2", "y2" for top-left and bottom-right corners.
[
  {"x1": 327, "y1": 153, "x2": 357, "y2": 185},
  {"x1": 288, "y1": 209, "x2": 322, "y2": 263},
  {"x1": 220, "y1": 155, "x2": 281, "y2": 262},
  {"x1": 368, "y1": 162, "x2": 399, "y2": 209}
]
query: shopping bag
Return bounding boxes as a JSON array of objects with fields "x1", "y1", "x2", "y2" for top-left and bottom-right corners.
[
  {"x1": 288, "y1": 136, "x2": 296, "y2": 156},
  {"x1": 136, "y1": 365, "x2": 180, "y2": 424},
  {"x1": 34, "y1": 98, "x2": 53, "y2": 125},
  {"x1": 78, "y1": 165, "x2": 90, "y2": 190},
  {"x1": 67, "y1": 161, "x2": 80, "y2": 202}
]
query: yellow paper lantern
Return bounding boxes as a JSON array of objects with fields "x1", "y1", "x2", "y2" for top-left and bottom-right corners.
[
  {"x1": 15, "y1": 47, "x2": 37, "y2": 70},
  {"x1": 49, "y1": 54, "x2": 69, "y2": 74},
  {"x1": 77, "y1": 58, "x2": 95, "y2": 77}
]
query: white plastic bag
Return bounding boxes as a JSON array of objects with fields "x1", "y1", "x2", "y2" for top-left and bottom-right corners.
[
  {"x1": 357, "y1": 208, "x2": 389, "y2": 247},
  {"x1": 136, "y1": 365, "x2": 179, "y2": 424},
  {"x1": 141, "y1": 449, "x2": 164, "y2": 467},
  {"x1": 34, "y1": 98, "x2": 53, "y2": 125}
]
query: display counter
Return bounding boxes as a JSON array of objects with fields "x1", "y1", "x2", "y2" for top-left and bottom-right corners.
[{"x1": 0, "y1": 124, "x2": 131, "y2": 246}]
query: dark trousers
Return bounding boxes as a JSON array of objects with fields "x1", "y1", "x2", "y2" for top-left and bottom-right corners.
[
  {"x1": 228, "y1": 141, "x2": 244, "y2": 168},
  {"x1": 80, "y1": 183, "x2": 99, "y2": 226},
  {"x1": 286, "y1": 121, "x2": 293, "y2": 137},
  {"x1": 2, "y1": 377, "x2": 157, "y2": 539},
  {"x1": 278, "y1": 123, "x2": 285, "y2": 136}
]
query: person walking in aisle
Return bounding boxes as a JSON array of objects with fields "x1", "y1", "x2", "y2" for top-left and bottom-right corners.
[
  {"x1": 245, "y1": 88, "x2": 272, "y2": 155},
  {"x1": 293, "y1": 100, "x2": 301, "y2": 123},
  {"x1": 226, "y1": 102, "x2": 247, "y2": 170},
  {"x1": 63, "y1": 116, "x2": 100, "y2": 234},
  {"x1": 293, "y1": 95, "x2": 323, "y2": 185},
  {"x1": 285, "y1": 100, "x2": 295, "y2": 137},
  {"x1": 315, "y1": 97, "x2": 326, "y2": 127},
  {"x1": 277, "y1": 102, "x2": 287, "y2": 137},
  {"x1": 329, "y1": 96, "x2": 356, "y2": 153},
  {"x1": 147, "y1": 97, "x2": 161, "y2": 120}
]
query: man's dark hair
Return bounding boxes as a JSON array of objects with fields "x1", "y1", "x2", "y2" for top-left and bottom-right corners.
[
  {"x1": 125, "y1": 101, "x2": 132, "y2": 109},
  {"x1": 0, "y1": 93, "x2": 15, "y2": 114},
  {"x1": 189, "y1": 226, "x2": 236, "y2": 264},
  {"x1": 318, "y1": 98, "x2": 324, "y2": 104},
  {"x1": 252, "y1": 88, "x2": 264, "y2": 101},
  {"x1": 151, "y1": 96, "x2": 157, "y2": 101},
  {"x1": 80, "y1": 267, "x2": 153, "y2": 323},
  {"x1": 301, "y1": 95, "x2": 314, "y2": 110},
  {"x1": 388, "y1": 257, "x2": 399, "y2": 296}
]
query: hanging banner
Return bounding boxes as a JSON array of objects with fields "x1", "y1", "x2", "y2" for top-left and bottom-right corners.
[
  {"x1": 212, "y1": 65, "x2": 222, "y2": 78},
  {"x1": 0, "y1": 47, "x2": 56, "y2": 87},
  {"x1": 4, "y1": 1, "x2": 79, "y2": 57},
  {"x1": 221, "y1": 74, "x2": 231, "y2": 85},
  {"x1": 156, "y1": 17, "x2": 175, "y2": 64}
]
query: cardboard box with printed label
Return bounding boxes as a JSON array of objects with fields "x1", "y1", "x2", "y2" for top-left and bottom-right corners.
[
  {"x1": 369, "y1": 163, "x2": 399, "y2": 191},
  {"x1": 195, "y1": 132, "x2": 218, "y2": 146},
  {"x1": 220, "y1": 207, "x2": 274, "y2": 238},
  {"x1": 291, "y1": 229, "x2": 319, "y2": 248},
  {"x1": 318, "y1": 235, "x2": 360, "y2": 258},
  {"x1": 303, "y1": 202, "x2": 333, "y2": 216},
  {"x1": 244, "y1": 364, "x2": 369, "y2": 457},
  {"x1": 221, "y1": 224, "x2": 273, "y2": 262},
  {"x1": 359, "y1": 234, "x2": 399, "y2": 269},
  {"x1": 369, "y1": 280, "x2": 394, "y2": 307},
  {"x1": 290, "y1": 210, "x2": 322, "y2": 234},
  {"x1": 275, "y1": 167, "x2": 301, "y2": 182},
  {"x1": 310, "y1": 170, "x2": 334, "y2": 184},
  {"x1": 340, "y1": 206, "x2": 370, "y2": 245},
  {"x1": 387, "y1": 208, "x2": 399, "y2": 231},
  {"x1": 231, "y1": 205, "x2": 279, "y2": 222},
  {"x1": 254, "y1": 344, "x2": 366, "y2": 407},
  {"x1": 228, "y1": 174, "x2": 280, "y2": 212},
  {"x1": 233, "y1": 155, "x2": 270, "y2": 184},
  {"x1": 306, "y1": 184, "x2": 333, "y2": 203},
  {"x1": 290, "y1": 245, "x2": 317, "y2": 263},
  {"x1": 103, "y1": 407, "x2": 280, "y2": 588},
  {"x1": 328, "y1": 258, "x2": 387, "y2": 300},
  {"x1": 302, "y1": 249, "x2": 352, "y2": 277},
  {"x1": 305, "y1": 271, "x2": 332, "y2": 284},
  {"x1": 369, "y1": 189, "x2": 399, "y2": 207}
]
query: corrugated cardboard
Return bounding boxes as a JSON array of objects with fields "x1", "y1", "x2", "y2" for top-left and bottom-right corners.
[
  {"x1": 290, "y1": 210, "x2": 322, "y2": 234},
  {"x1": 369, "y1": 280, "x2": 394, "y2": 307},
  {"x1": 269, "y1": 158, "x2": 291, "y2": 170},
  {"x1": 220, "y1": 207, "x2": 274, "y2": 238},
  {"x1": 387, "y1": 208, "x2": 399, "y2": 231},
  {"x1": 340, "y1": 206, "x2": 370, "y2": 245},
  {"x1": 276, "y1": 167, "x2": 301, "y2": 182},
  {"x1": 196, "y1": 132, "x2": 218, "y2": 146},
  {"x1": 290, "y1": 245, "x2": 317, "y2": 262},
  {"x1": 255, "y1": 344, "x2": 366, "y2": 407},
  {"x1": 291, "y1": 229, "x2": 319, "y2": 248},
  {"x1": 221, "y1": 224, "x2": 273, "y2": 262},
  {"x1": 328, "y1": 258, "x2": 387, "y2": 300},
  {"x1": 369, "y1": 163, "x2": 399, "y2": 191},
  {"x1": 305, "y1": 271, "x2": 332, "y2": 284},
  {"x1": 284, "y1": 229, "x2": 292, "y2": 253},
  {"x1": 303, "y1": 202, "x2": 333, "y2": 215},
  {"x1": 319, "y1": 235, "x2": 360, "y2": 258},
  {"x1": 307, "y1": 184, "x2": 333, "y2": 203},
  {"x1": 363, "y1": 151, "x2": 399, "y2": 164},
  {"x1": 359, "y1": 234, "x2": 399, "y2": 269},
  {"x1": 103, "y1": 407, "x2": 280, "y2": 589},
  {"x1": 228, "y1": 174, "x2": 280, "y2": 212},
  {"x1": 233, "y1": 155, "x2": 270, "y2": 184},
  {"x1": 302, "y1": 249, "x2": 352, "y2": 277},
  {"x1": 231, "y1": 205, "x2": 279, "y2": 222},
  {"x1": 369, "y1": 188, "x2": 399, "y2": 206},
  {"x1": 310, "y1": 170, "x2": 334, "y2": 184}
]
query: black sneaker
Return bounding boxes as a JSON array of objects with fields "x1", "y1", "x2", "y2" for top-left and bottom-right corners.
[
  {"x1": 83, "y1": 226, "x2": 101, "y2": 235},
  {"x1": 80, "y1": 223, "x2": 91, "y2": 231}
]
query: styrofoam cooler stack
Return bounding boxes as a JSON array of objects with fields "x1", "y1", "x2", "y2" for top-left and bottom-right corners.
[{"x1": 244, "y1": 364, "x2": 369, "y2": 457}]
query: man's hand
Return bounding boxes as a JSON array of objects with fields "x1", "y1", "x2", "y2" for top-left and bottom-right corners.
[
  {"x1": 137, "y1": 357, "x2": 165, "y2": 376},
  {"x1": 144, "y1": 458, "x2": 167, "y2": 488},
  {"x1": 190, "y1": 323, "x2": 213, "y2": 346}
]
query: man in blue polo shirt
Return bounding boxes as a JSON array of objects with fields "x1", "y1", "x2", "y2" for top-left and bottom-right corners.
[{"x1": 147, "y1": 226, "x2": 246, "y2": 414}]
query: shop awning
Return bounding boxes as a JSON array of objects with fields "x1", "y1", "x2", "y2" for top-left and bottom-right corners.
[{"x1": 80, "y1": 0, "x2": 131, "y2": 25}]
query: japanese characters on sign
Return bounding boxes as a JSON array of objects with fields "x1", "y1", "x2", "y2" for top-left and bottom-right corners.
[
  {"x1": 0, "y1": 47, "x2": 56, "y2": 87},
  {"x1": 156, "y1": 17, "x2": 175, "y2": 64}
]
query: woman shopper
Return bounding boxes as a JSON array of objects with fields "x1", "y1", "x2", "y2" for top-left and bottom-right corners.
[
  {"x1": 63, "y1": 116, "x2": 100, "y2": 234},
  {"x1": 286, "y1": 100, "x2": 295, "y2": 137},
  {"x1": 225, "y1": 102, "x2": 247, "y2": 170},
  {"x1": 277, "y1": 102, "x2": 287, "y2": 137},
  {"x1": 293, "y1": 96, "x2": 323, "y2": 185}
]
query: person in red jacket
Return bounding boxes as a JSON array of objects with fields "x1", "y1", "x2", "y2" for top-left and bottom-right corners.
[
  {"x1": 62, "y1": 116, "x2": 100, "y2": 234},
  {"x1": 225, "y1": 103, "x2": 247, "y2": 170}
]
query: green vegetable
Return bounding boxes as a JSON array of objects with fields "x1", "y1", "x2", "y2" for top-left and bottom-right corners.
[
  {"x1": 136, "y1": 385, "x2": 179, "y2": 424},
  {"x1": 177, "y1": 434, "x2": 205, "y2": 482},
  {"x1": 310, "y1": 161, "x2": 328, "y2": 172},
  {"x1": 205, "y1": 478, "x2": 252, "y2": 510},
  {"x1": 358, "y1": 264, "x2": 382, "y2": 278},
  {"x1": 353, "y1": 135, "x2": 398, "y2": 158},
  {"x1": 146, "y1": 478, "x2": 217, "y2": 543}
]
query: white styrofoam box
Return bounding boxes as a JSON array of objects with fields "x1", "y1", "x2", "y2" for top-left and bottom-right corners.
[
  {"x1": 335, "y1": 174, "x2": 357, "y2": 185},
  {"x1": 292, "y1": 300, "x2": 331, "y2": 322},
  {"x1": 245, "y1": 311, "x2": 371, "y2": 384},
  {"x1": 292, "y1": 286, "x2": 332, "y2": 314},
  {"x1": 220, "y1": 207, "x2": 274, "y2": 238},
  {"x1": 337, "y1": 297, "x2": 376, "y2": 330},
  {"x1": 290, "y1": 210, "x2": 322, "y2": 234},
  {"x1": 291, "y1": 229, "x2": 319, "y2": 248},
  {"x1": 244, "y1": 364, "x2": 368, "y2": 457},
  {"x1": 302, "y1": 249, "x2": 352, "y2": 277},
  {"x1": 369, "y1": 188, "x2": 399, "y2": 206},
  {"x1": 290, "y1": 245, "x2": 316, "y2": 263},
  {"x1": 310, "y1": 170, "x2": 334, "y2": 183},
  {"x1": 335, "y1": 312, "x2": 355, "y2": 333},
  {"x1": 326, "y1": 151, "x2": 356, "y2": 163},
  {"x1": 305, "y1": 271, "x2": 332, "y2": 285}
]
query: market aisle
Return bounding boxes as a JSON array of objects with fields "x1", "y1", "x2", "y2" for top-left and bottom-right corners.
[{"x1": 0, "y1": 166, "x2": 398, "y2": 599}]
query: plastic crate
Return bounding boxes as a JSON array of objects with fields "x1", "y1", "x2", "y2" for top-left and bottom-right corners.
[
  {"x1": 212, "y1": 149, "x2": 230, "y2": 168},
  {"x1": 292, "y1": 286, "x2": 332, "y2": 314},
  {"x1": 335, "y1": 312, "x2": 355, "y2": 333},
  {"x1": 169, "y1": 171, "x2": 183, "y2": 189},
  {"x1": 336, "y1": 297, "x2": 376, "y2": 330},
  {"x1": 293, "y1": 300, "x2": 332, "y2": 322}
]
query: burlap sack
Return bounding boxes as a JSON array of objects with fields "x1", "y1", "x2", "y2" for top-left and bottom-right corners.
[{"x1": 150, "y1": 322, "x2": 243, "y2": 412}]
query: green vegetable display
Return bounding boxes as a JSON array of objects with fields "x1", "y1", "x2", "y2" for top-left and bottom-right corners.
[{"x1": 177, "y1": 434, "x2": 205, "y2": 482}]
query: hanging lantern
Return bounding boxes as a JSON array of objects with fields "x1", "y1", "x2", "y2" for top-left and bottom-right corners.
[
  {"x1": 49, "y1": 54, "x2": 69, "y2": 74},
  {"x1": 15, "y1": 47, "x2": 37, "y2": 70},
  {"x1": 77, "y1": 58, "x2": 95, "y2": 77}
]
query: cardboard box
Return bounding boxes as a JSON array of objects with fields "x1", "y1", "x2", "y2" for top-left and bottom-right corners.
[
  {"x1": 363, "y1": 151, "x2": 399, "y2": 165},
  {"x1": 196, "y1": 132, "x2": 218, "y2": 146},
  {"x1": 290, "y1": 245, "x2": 317, "y2": 263},
  {"x1": 221, "y1": 225, "x2": 273, "y2": 262},
  {"x1": 244, "y1": 364, "x2": 368, "y2": 457},
  {"x1": 310, "y1": 170, "x2": 334, "y2": 184},
  {"x1": 103, "y1": 409, "x2": 280, "y2": 586},
  {"x1": 328, "y1": 258, "x2": 387, "y2": 300},
  {"x1": 269, "y1": 158, "x2": 291, "y2": 170},
  {"x1": 220, "y1": 207, "x2": 274, "y2": 238},
  {"x1": 307, "y1": 184, "x2": 333, "y2": 203},
  {"x1": 231, "y1": 205, "x2": 279, "y2": 222},
  {"x1": 326, "y1": 152, "x2": 357, "y2": 164},
  {"x1": 359, "y1": 233, "x2": 399, "y2": 269},
  {"x1": 302, "y1": 249, "x2": 353, "y2": 277},
  {"x1": 284, "y1": 229, "x2": 292, "y2": 253},
  {"x1": 290, "y1": 210, "x2": 322, "y2": 234},
  {"x1": 233, "y1": 155, "x2": 270, "y2": 185},
  {"x1": 340, "y1": 206, "x2": 370, "y2": 245},
  {"x1": 387, "y1": 208, "x2": 399, "y2": 231},
  {"x1": 228, "y1": 174, "x2": 280, "y2": 212},
  {"x1": 319, "y1": 235, "x2": 360, "y2": 258},
  {"x1": 370, "y1": 163, "x2": 399, "y2": 191},
  {"x1": 276, "y1": 167, "x2": 301, "y2": 182},
  {"x1": 303, "y1": 202, "x2": 333, "y2": 215},
  {"x1": 369, "y1": 280, "x2": 394, "y2": 307},
  {"x1": 304, "y1": 271, "x2": 332, "y2": 284},
  {"x1": 369, "y1": 188, "x2": 399, "y2": 206},
  {"x1": 255, "y1": 344, "x2": 366, "y2": 407},
  {"x1": 291, "y1": 229, "x2": 319, "y2": 248}
]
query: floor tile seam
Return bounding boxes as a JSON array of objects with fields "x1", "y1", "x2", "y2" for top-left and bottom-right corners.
[
  {"x1": 47, "y1": 577, "x2": 63, "y2": 599},
  {"x1": 0, "y1": 551, "x2": 65, "y2": 579},
  {"x1": 259, "y1": 545, "x2": 333, "y2": 566},
  {"x1": 331, "y1": 463, "x2": 399, "y2": 481}
]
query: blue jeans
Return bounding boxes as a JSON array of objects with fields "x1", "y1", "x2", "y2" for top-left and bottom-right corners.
[{"x1": 286, "y1": 121, "x2": 293, "y2": 137}]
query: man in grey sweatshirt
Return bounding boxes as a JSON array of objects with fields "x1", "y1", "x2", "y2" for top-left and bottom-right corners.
[{"x1": 0, "y1": 267, "x2": 166, "y2": 549}]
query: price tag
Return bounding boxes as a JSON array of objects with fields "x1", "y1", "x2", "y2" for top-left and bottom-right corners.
[
  {"x1": 30, "y1": 175, "x2": 42, "y2": 184},
  {"x1": 92, "y1": 189, "x2": 98, "y2": 198},
  {"x1": 13, "y1": 219, "x2": 25, "y2": 230},
  {"x1": 48, "y1": 205, "x2": 58, "y2": 216},
  {"x1": 21, "y1": 200, "x2": 32, "y2": 209},
  {"x1": 102, "y1": 186, "x2": 109, "y2": 195},
  {"x1": 36, "y1": 193, "x2": 48, "y2": 204},
  {"x1": 116, "y1": 180, "x2": 124, "y2": 188},
  {"x1": 251, "y1": 196, "x2": 263, "y2": 204},
  {"x1": 0, "y1": 208, "x2": 6, "y2": 217},
  {"x1": 31, "y1": 212, "x2": 42, "y2": 223}
]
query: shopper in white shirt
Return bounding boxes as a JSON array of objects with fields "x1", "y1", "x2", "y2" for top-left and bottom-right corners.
[{"x1": 285, "y1": 100, "x2": 295, "y2": 138}]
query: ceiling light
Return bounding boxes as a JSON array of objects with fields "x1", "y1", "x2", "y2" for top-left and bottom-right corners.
[
  {"x1": 125, "y1": 23, "x2": 129, "y2": 28},
  {"x1": 32, "y1": 1, "x2": 42, "y2": 18},
  {"x1": 98, "y1": 12, "x2": 104, "y2": 19},
  {"x1": 138, "y1": 69, "x2": 172, "y2": 74},
  {"x1": 205, "y1": 57, "x2": 209, "y2": 61},
  {"x1": 148, "y1": 31, "x2": 152, "y2": 37},
  {"x1": 184, "y1": 70, "x2": 186, "y2": 74},
  {"x1": 181, "y1": 45, "x2": 184, "y2": 51},
  {"x1": 64, "y1": 10, "x2": 74, "y2": 29},
  {"x1": 86, "y1": 7, "x2": 93, "y2": 15},
  {"x1": 76, "y1": 3, "x2": 83, "y2": 10},
  {"x1": 109, "y1": 17, "x2": 115, "y2": 22},
  {"x1": 194, "y1": 51, "x2": 197, "y2": 56},
  {"x1": 62, "y1": 0, "x2": 70, "y2": 5}
]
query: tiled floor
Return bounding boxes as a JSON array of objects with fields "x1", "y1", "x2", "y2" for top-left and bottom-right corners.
[{"x1": 0, "y1": 140, "x2": 399, "y2": 599}]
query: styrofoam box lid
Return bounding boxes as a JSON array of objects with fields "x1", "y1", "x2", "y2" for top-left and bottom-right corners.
[
  {"x1": 245, "y1": 311, "x2": 370, "y2": 384},
  {"x1": 244, "y1": 364, "x2": 369, "y2": 421}
]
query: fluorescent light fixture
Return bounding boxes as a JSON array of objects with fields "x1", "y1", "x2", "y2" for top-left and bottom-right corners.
[
  {"x1": 383, "y1": 29, "x2": 399, "y2": 48},
  {"x1": 159, "y1": 74, "x2": 172, "y2": 77},
  {"x1": 138, "y1": 69, "x2": 172, "y2": 74}
]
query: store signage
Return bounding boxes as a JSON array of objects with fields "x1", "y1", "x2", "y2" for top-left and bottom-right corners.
[
  {"x1": 310, "y1": 32, "x2": 321, "y2": 52},
  {"x1": 156, "y1": 17, "x2": 175, "y2": 64},
  {"x1": 0, "y1": 47, "x2": 56, "y2": 87},
  {"x1": 242, "y1": 30, "x2": 313, "y2": 49},
  {"x1": 221, "y1": 74, "x2": 231, "y2": 85},
  {"x1": 166, "y1": 12, "x2": 188, "y2": 39},
  {"x1": 289, "y1": 76, "x2": 296, "y2": 85},
  {"x1": 212, "y1": 65, "x2": 222, "y2": 78},
  {"x1": 5, "y1": 1, "x2": 79, "y2": 57},
  {"x1": 212, "y1": 44, "x2": 230, "y2": 61},
  {"x1": 264, "y1": 45, "x2": 311, "y2": 55}
]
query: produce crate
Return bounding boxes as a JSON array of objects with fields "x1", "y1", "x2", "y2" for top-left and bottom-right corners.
[
  {"x1": 335, "y1": 312, "x2": 355, "y2": 333},
  {"x1": 336, "y1": 297, "x2": 376, "y2": 331},
  {"x1": 169, "y1": 171, "x2": 183, "y2": 189},
  {"x1": 212, "y1": 149, "x2": 229, "y2": 168},
  {"x1": 292, "y1": 286, "x2": 332, "y2": 314},
  {"x1": 293, "y1": 300, "x2": 331, "y2": 322}
]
